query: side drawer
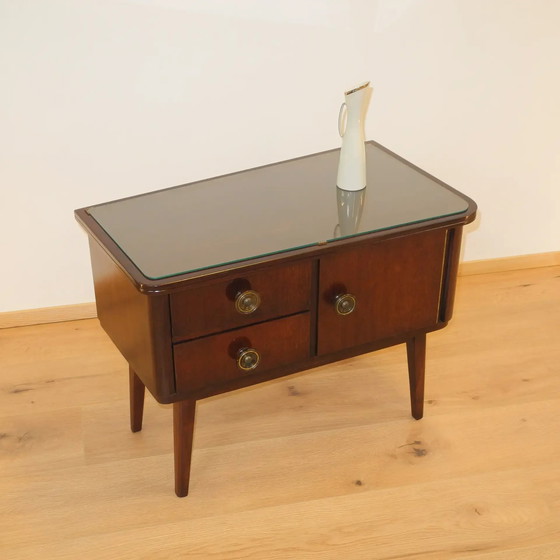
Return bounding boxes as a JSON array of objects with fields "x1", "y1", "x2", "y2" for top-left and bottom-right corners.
[
  {"x1": 317, "y1": 228, "x2": 447, "y2": 355},
  {"x1": 174, "y1": 312, "x2": 310, "y2": 394},
  {"x1": 170, "y1": 261, "x2": 311, "y2": 341}
]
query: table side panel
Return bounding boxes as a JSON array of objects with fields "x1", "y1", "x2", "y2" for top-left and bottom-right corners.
[
  {"x1": 89, "y1": 239, "x2": 176, "y2": 402},
  {"x1": 438, "y1": 227, "x2": 463, "y2": 323}
]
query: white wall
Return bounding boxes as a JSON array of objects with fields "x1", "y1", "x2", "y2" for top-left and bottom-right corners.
[
  {"x1": 1, "y1": 0, "x2": 558, "y2": 312},
  {"x1": 368, "y1": 0, "x2": 560, "y2": 262}
]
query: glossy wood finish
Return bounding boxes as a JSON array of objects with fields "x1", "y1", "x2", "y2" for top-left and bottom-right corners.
[
  {"x1": 83, "y1": 224, "x2": 473, "y2": 497},
  {"x1": 170, "y1": 261, "x2": 311, "y2": 341},
  {"x1": 129, "y1": 367, "x2": 145, "y2": 433},
  {"x1": 438, "y1": 227, "x2": 462, "y2": 323},
  {"x1": 174, "y1": 313, "x2": 310, "y2": 395},
  {"x1": 317, "y1": 229, "x2": 447, "y2": 355},
  {"x1": 6, "y1": 265, "x2": 560, "y2": 556},
  {"x1": 82, "y1": 142, "x2": 472, "y2": 283},
  {"x1": 406, "y1": 333, "x2": 427, "y2": 420},
  {"x1": 75, "y1": 141, "x2": 477, "y2": 294},
  {"x1": 89, "y1": 239, "x2": 176, "y2": 403},
  {"x1": 173, "y1": 399, "x2": 196, "y2": 497},
  {"x1": 90, "y1": 225, "x2": 464, "y2": 495},
  {"x1": 76, "y1": 144, "x2": 477, "y2": 496}
]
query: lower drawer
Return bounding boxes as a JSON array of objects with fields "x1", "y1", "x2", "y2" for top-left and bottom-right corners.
[{"x1": 174, "y1": 313, "x2": 310, "y2": 394}]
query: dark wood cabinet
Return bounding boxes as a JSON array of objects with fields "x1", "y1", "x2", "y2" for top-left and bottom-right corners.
[{"x1": 76, "y1": 141, "x2": 476, "y2": 496}]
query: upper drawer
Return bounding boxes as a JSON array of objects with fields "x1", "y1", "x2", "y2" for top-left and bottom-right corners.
[{"x1": 170, "y1": 261, "x2": 312, "y2": 340}]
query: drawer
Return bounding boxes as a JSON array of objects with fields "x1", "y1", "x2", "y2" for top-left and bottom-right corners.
[
  {"x1": 170, "y1": 261, "x2": 311, "y2": 340},
  {"x1": 174, "y1": 312, "x2": 310, "y2": 394},
  {"x1": 317, "y1": 229, "x2": 447, "y2": 355}
]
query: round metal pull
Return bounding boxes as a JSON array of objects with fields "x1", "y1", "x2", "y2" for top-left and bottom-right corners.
[
  {"x1": 236, "y1": 348, "x2": 260, "y2": 371},
  {"x1": 334, "y1": 293, "x2": 357, "y2": 316},
  {"x1": 235, "y1": 290, "x2": 261, "y2": 314}
]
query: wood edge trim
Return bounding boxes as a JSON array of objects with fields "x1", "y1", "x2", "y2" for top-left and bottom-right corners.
[
  {"x1": 0, "y1": 302, "x2": 97, "y2": 329},
  {"x1": 459, "y1": 251, "x2": 560, "y2": 276},
  {"x1": 2, "y1": 251, "x2": 559, "y2": 329}
]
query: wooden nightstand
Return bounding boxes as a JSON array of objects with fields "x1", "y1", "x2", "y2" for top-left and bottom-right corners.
[{"x1": 75, "y1": 141, "x2": 477, "y2": 497}]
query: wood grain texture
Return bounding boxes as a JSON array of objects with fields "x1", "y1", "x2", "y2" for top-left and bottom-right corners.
[
  {"x1": 170, "y1": 260, "x2": 311, "y2": 341},
  {"x1": 2, "y1": 252, "x2": 557, "y2": 330},
  {"x1": 0, "y1": 302, "x2": 97, "y2": 329},
  {"x1": 173, "y1": 312, "x2": 311, "y2": 395},
  {"x1": 1, "y1": 265, "x2": 559, "y2": 559},
  {"x1": 89, "y1": 239, "x2": 176, "y2": 403},
  {"x1": 317, "y1": 228, "x2": 447, "y2": 355},
  {"x1": 406, "y1": 333, "x2": 426, "y2": 420},
  {"x1": 129, "y1": 367, "x2": 145, "y2": 433},
  {"x1": 458, "y1": 250, "x2": 560, "y2": 276},
  {"x1": 173, "y1": 399, "x2": 196, "y2": 497}
]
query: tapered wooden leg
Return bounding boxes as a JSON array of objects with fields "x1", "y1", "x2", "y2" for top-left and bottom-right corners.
[
  {"x1": 129, "y1": 367, "x2": 145, "y2": 433},
  {"x1": 173, "y1": 399, "x2": 197, "y2": 498},
  {"x1": 406, "y1": 333, "x2": 426, "y2": 420}
]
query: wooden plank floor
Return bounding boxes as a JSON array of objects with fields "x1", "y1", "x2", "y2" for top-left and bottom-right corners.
[{"x1": 1, "y1": 266, "x2": 559, "y2": 559}]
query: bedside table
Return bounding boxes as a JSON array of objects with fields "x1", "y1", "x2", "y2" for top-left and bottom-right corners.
[{"x1": 75, "y1": 141, "x2": 477, "y2": 497}]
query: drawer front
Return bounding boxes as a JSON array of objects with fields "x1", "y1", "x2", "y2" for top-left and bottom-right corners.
[
  {"x1": 174, "y1": 312, "x2": 310, "y2": 394},
  {"x1": 317, "y1": 229, "x2": 447, "y2": 355},
  {"x1": 170, "y1": 261, "x2": 311, "y2": 340}
]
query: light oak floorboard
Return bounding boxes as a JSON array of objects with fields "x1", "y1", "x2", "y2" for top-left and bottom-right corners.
[
  {"x1": 461, "y1": 542, "x2": 560, "y2": 560},
  {"x1": 0, "y1": 302, "x2": 97, "y2": 329},
  {"x1": 1, "y1": 266, "x2": 559, "y2": 559},
  {"x1": 458, "y1": 251, "x2": 560, "y2": 276}
]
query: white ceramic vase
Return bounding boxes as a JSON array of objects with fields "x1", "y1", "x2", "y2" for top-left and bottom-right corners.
[{"x1": 336, "y1": 81, "x2": 372, "y2": 191}]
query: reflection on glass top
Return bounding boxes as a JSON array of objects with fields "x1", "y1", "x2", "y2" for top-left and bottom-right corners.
[{"x1": 87, "y1": 142, "x2": 469, "y2": 280}]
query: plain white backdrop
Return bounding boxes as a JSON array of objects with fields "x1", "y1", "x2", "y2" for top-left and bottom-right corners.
[{"x1": 1, "y1": 0, "x2": 559, "y2": 312}]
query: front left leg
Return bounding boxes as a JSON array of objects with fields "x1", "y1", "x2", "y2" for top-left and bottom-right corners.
[
  {"x1": 173, "y1": 399, "x2": 197, "y2": 497},
  {"x1": 406, "y1": 333, "x2": 426, "y2": 420}
]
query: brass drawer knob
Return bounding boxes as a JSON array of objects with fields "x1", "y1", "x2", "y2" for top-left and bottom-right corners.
[
  {"x1": 335, "y1": 293, "x2": 357, "y2": 316},
  {"x1": 236, "y1": 348, "x2": 260, "y2": 371},
  {"x1": 235, "y1": 290, "x2": 261, "y2": 314}
]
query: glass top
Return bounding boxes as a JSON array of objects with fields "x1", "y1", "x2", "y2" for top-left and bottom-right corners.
[{"x1": 87, "y1": 142, "x2": 469, "y2": 280}]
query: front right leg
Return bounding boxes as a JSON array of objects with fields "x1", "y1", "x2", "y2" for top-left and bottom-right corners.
[{"x1": 406, "y1": 333, "x2": 426, "y2": 420}]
